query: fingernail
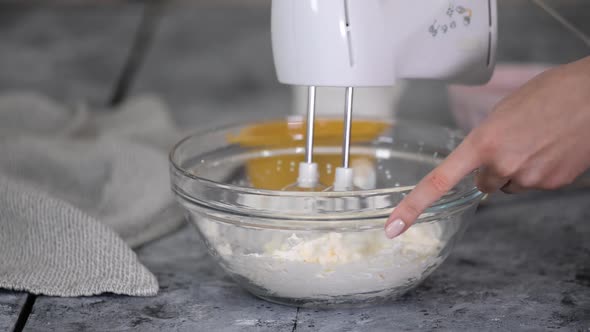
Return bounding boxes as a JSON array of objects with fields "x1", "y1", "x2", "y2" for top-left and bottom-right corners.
[{"x1": 385, "y1": 219, "x2": 406, "y2": 239}]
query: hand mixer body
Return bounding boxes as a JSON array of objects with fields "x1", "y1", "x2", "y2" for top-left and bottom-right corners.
[
  {"x1": 270, "y1": 0, "x2": 497, "y2": 191},
  {"x1": 271, "y1": 0, "x2": 497, "y2": 87}
]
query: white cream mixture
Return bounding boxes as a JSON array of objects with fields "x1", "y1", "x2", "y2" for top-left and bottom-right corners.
[{"x1": 199, "y1": 219, "x2": 445, "y2": 300}]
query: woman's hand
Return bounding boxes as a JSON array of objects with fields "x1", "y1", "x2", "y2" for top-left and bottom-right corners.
[{"x1": 385, "y1": 56, "x2": 590, "y2": 239}]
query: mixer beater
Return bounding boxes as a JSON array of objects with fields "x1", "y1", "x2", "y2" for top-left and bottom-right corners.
[
  {"x1": 296, "y1": 86, "x2": 356, "y2": 192},
  {"x1": 292, "y1": 85, "x2": 324, "y2": 190},
  {"x1": 334, "y1": 87, "x2": 355, "y2": 191}
]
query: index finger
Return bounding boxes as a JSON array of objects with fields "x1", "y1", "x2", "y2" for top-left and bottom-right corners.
[{"x1": 384, "y1": 136, "x2": 482, "y2": 239}]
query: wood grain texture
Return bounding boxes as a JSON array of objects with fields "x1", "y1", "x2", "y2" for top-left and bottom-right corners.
[
  {"x1": 0, "y1": 5, "x2": 144, "y2": 106},
  {"x1": 0, "y1": 292, "x2": 27, "y2": 331},
  {"x1": 23, "y1": 190, "x2": 590, "y2": 331},
  {"x1": 25, "y1": 225, "x2": 298, "y2": 332}
]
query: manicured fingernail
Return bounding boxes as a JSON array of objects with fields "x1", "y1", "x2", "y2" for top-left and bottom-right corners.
[{"x1": 385, "y1": 219, "x2": 406, "y2": 239}]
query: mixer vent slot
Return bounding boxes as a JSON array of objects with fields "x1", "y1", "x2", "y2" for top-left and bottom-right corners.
[
  {"x1": 488, "y1": 0, "x2": 492, "y2": 27},
  {"x1": 343, "y1": 0, "x2": 354, "y2": 67}
]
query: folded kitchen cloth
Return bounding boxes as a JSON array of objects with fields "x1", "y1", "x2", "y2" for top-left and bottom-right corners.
[{"x1": 0, "y1": 91, "x2": 185, "y2": 296}]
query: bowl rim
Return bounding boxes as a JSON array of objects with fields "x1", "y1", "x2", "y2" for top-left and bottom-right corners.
[{"x1": 169, "y1": 117, "x2": 484, "y2": 217}]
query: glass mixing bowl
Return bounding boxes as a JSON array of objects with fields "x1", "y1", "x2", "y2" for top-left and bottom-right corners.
[{"x1": 169, "y1": 117, "x2": 484, "y2": 308}]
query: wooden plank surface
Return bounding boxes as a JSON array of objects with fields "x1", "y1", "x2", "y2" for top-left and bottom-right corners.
[
  {"x1": 25, "y1": 224, "x2": 298, "y2": 332},
  {"x1": 292, "y1": 191, "x2": 590, "y2": 331},
  {"x1": 23, "y1": 190, "x2": 590, "y2": 331},
  {"x1": 0, "y1": 292, "x2": 27, "y2": 331}
]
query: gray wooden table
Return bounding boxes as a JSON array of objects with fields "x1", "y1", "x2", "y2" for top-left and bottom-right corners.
[
  {"x1": 15, "y1": 190, "x2": 590, "y2": 332},
  {"x1": 1, "y1": 1, "x2": 589, "y2": 331}
]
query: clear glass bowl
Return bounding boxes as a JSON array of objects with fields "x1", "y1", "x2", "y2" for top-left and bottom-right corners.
[{"x1": 169, "y1": 117, "x2": 483, "y2": 308}]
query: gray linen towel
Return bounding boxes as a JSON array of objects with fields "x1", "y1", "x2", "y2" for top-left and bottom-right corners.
[{"x1": 0, "y1": 92, "x2": 185, "y2": 296}]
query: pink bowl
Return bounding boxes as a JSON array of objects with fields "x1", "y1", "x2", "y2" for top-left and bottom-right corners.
[{"x1": 448, "y1": 64, "x2": 552, "y2": 132}]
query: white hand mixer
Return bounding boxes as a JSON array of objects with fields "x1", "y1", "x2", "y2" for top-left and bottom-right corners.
[{"x1": 271, "y1": 0, "x2": 497, "y2": 191}]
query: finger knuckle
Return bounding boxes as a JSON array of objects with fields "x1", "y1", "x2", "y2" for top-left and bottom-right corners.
[
  {"x1": 544, "y1": 173, "x2": 576, "y2": 189},
  {"x1": 538, "y1": 170, "x2": 578, "y2": 190},
  {"x1": 493, "y1": 160, "x2": 520, "y2": 178},
  {"x1": 540, "y1": 175, "x2": 568, "y2": 190},
  {"x1": 563, "y1": 176, "x2": 576, "y2": 186},
  {"x1": 541, "y1": 180, "x2": 562, "y2": 190},
  {"x1": 561, "y1": 171, "x2": 578, "y2": 186},
  {"x1": 471, "y1": 128, "x2": 498, "y2": 157},
  {"x1": 515, "y1": 171, "x2": 542, "y2": 188},
  {"x1": 427, "y1": 172, "x2": 453, "y2": 195},
  {"x1": 402, "y1": 201, "x2": 421, "y2": 219}
]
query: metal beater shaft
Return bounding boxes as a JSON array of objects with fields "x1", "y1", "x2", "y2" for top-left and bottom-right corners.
[
  {"x1": 342, "y1": 87, "x2": 354, "y2": 168},
  {"x1": 305, "y1": 86, "x2": 317, "y2": 164}
]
